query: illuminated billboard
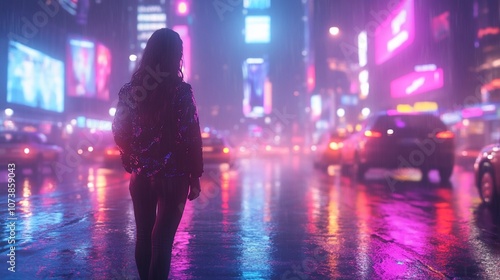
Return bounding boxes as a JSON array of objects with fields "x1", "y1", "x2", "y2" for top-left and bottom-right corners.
[
  {"x1": 432, "y1": 11, "x2": 450, "y2": 42},
  {"x1": 242, "y1": 58, "x2": 271, "y2": 118},
  {"x1": 390, "y1": 68, "x2": 444, "y2": 98},
  {"x1": 374, "y1": 0, "x2": 415, "y2": 65},
  {"x1": 7, "y1": 41, "x2": 65, "y2": 112},
  {"x1": 67, "y1": 38, "x2": 111, "y2": 101},
  {"x1": 243, "y1": 0, "x2": 271, "y2": 9},
  {"x1": 96, "y1": 43, "x2": 111, "y2": 101},
  {"x1": 245, "y1": 16, "x2": 271, "y2": 44},
  {"x1": 137, "y1": 5, "x2": 167, "y2": 50},
  {"x1": 67, "y1": 38, "x2": 96, "y2": 98},
  {"x1": 173, "y1": 25, "x2": 191, "y2": 82},
  {"x1": 59, "y1": 0, "x2": 78, "y2": 15}
]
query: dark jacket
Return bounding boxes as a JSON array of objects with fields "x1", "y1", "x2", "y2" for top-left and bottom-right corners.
[{"x1": 112, "y1": 81, "x2": 203, "y2": 178}]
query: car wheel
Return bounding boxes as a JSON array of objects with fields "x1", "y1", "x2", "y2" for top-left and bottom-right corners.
[
  {"x1": 438, "y1": 166, "x2": 453, "y2": 182},
  {"x1": 479, "y1": 166, "x2": 498, "y2": 207}
]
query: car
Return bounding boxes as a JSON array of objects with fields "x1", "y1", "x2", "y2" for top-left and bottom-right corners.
[
  {"x1": 312, "y1": 131, "x2": 347, "y2": 170},
  {"x1": 102, "y1": 145, "x2": 122, "y2": 167},
  {"x1": 341, "y1": 112, "x2": 455, "y2": 182},
  {"x1": 474, "y1": 144, "x2": 500, "y2": 212},
  {"x1": 202, "y1": 133, "x2": 233, "y2": 165},
  {"x1": 0, "y1": 131, "x2": 63, "y2": 173}
]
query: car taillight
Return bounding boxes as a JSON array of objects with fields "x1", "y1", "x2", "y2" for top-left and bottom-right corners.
[
  {"x1": 329, "y1": 142, "x2": 342, "y2": 150},
  {"x1": 223, "y1": 147, "x2": 230, "y2": 154},
  {"x1": 364, "y1": 130, "x2": 382, "y2": 138},
  {"x1": 436, "y1": 131, "x2": 454, "y2": 139},
  {"x1": 24, "y1": 147, "x2": 30, "y2": 154}
]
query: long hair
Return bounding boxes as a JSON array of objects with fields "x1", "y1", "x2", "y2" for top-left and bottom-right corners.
[{"x1": 130, "y1": 28, "x2": 184, "y2": 125}]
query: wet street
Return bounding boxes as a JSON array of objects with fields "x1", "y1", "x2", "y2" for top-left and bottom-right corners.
[{"x1": 1, "y1": 155, "x2": 500, "y2": 280}]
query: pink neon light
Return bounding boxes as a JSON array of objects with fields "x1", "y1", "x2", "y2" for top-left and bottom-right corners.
[
  {"x1": 375, "y1": 0, "x2": 415, "y2": 65},
  {"x1": 390, "y1": 68, "x2": 444, "y2": 98},
  {"x1": 307, "y1": 65, "x2": 315, "y2": 93},
  {"x1": 173, "y1": 25, "x2": 191, "y2": 82},
  {"x1": 461, "y1": 107, "x2": 483, "y2": 119}
]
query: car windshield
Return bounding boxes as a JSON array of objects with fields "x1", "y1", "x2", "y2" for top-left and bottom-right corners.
[{"x1": 0, "y1": 133, "x2": 29, "y2": 144}]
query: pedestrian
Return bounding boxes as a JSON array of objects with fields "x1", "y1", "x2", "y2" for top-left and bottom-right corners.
[{"x1": 112, "y1": 28, "x2": 203, "y2": 279}]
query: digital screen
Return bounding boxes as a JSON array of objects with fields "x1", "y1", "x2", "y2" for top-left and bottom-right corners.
[
  {"x1": 67, "y1": 38, "x2": 96, "y2": 98},
  {"x1": 243, "y1": 0, "x2": 271, "y2": 9},
  {"x1": 59, "y1": 0, "x2": 89, "y2": 25},
  {"x1": 7, "y1": 41, "x2": 64, "y2": 112},
  {"x1": 59, "y1": 0, "x2": 78, "y2": 15},
  {"x1": 242, "y1": 58, "x2": 271, "y2": 118},
  {"x1": 245, "y1": 16, "x2": 271, "y2": 44},
  {"x1": 432, "y1": 11, "x2": 450, "y2": 42},
  {"x1": 375, "y1": 0, "x2": 415, "y2": 65},
  {"x1": 173, "y1": 25, "x2": 191, "y2": 82},
  {"x1": 390, "y1": 68, "x2": 444, "y2": 98},
  {"x1": 96, "y1": 43, "x2": 111, "y2": 101},
  {"x1": 137, "y1": 5, "x2": 167, "y2": 50}
]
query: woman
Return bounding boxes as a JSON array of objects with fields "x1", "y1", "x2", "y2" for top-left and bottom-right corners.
[{"x1": 112, "y1": 28, "x2": 203, "y2": 279}]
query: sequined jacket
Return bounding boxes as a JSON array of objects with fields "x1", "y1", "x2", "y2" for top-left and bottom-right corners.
[{"x1": 112, "y1": 82, "x2": 203, "y2": 178}]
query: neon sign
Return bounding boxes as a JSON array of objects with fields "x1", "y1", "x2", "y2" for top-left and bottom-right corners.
[
  {"x1": 390, "y1": 68, "x2": 444, "y2": 98},
  {"x1": 375, "y1": 0, "x2": 415, "y2": 65}
]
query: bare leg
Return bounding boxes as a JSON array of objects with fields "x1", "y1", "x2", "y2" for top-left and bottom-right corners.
[
  {"x1": 130, "y1": 173, "x2": 158, "y2": 280},
  {"x1": 149, "y1": 176, "x2": 189, "y2": 279}
]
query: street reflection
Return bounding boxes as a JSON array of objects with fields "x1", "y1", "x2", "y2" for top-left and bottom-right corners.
[
  {"x1": 239, "y1": 159, "x2": 273, "y2": 279},
  {"x1": 1, "y1": 158, "x2": 500, "y2": 279},
  {"x1": 355, "y1": 188, "x2": 371, "y2": 279}
]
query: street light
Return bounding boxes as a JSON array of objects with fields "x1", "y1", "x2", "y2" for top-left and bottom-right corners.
[
  {"x1": 109, "y1": 107, "x2": 116, "y2": 117},
  {"x1": 361, "y1": 107, "x2": 370, "y2": 118},
  {"x1": 329, "y1": 26, "x2": 340, "y2": 36},
  {"x1": 4, "y1": 108, "x2": 14, "y2": 117},
  {"x1": 337, "y1": 108, "x2": 345, "y2": 118}
]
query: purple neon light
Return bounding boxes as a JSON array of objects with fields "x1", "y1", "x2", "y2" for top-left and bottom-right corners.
[
  {"x1": 390, "y1": 68, "x2": 444, "y2": 98},
  {"x1": 375, "y1": 0, "x2": 415, "y2": 65}
]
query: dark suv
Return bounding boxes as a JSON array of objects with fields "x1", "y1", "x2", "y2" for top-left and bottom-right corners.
[{"x1": 341, "y1": 112, "x2": 455, "y2": 182}]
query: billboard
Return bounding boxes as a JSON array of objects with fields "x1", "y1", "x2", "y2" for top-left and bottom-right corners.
[
  {"x1": 137, "y1": 5, "x2": 167, "y2": 50},
  {"x1": 7, "y1": 41, "x2": 64, "y2": 112},
  {"x1": 242, "y1": 58, "x2": 271, "y2": 118},
  {"x1": 374, "y1": 0, "x2": 415, "y2": 65},
  {"x1": 245, "y1": 16, "x2": 271, "y2": 44},
  {"x1": 67, "y1": 38, "x2": 96, "y2": 98},
  {"x1": 96, "y1": 43, "x2": 111, "y2": 101},
  {"x1": 243, "y1": 0, "x2": 271, "y2": 9},
  {"x1": 67, "y1": 38, "x2": 111, "y2": 101},
  {"x1": 432, "y1": 11, "x2": 450, "y2": 42},
  {"x1": 390, "y1": 68, "x2": 444, "y2": 98},
  {"x1": 173, "y1": 25, "x2": 191, "y2": 82}
]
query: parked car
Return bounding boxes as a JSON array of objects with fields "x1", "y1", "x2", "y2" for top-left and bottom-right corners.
[
  {"x1": 474, "y1": 144, "x2": 500, "y2": 211},
  {"x1": 0, "y1": 131, "x2": 63, "y2": 173},
  {"x1": 312, "y1": 131, "x2": 347, "y2": 170},
  {"x1": 202, "y1": 133, "x2": 233, "y2": 165},
  {"x1": 341, "y1": 112, "x2": 455, "y2": 181}
]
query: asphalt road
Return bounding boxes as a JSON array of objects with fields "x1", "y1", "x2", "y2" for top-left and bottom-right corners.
[{"x1": 0, "y1": 155, "x2": 499, "y2": 279}]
